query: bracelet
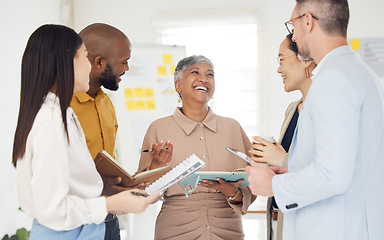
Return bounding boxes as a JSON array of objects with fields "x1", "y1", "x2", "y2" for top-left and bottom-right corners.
[{"x1": 227, "y1": 189, "x2": 241, "y2": 202}]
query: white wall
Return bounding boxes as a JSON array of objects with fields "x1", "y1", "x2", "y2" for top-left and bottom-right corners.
[
  {"x1": 0, "y1": 0, "x2": 70, "y2": 236},
  {"x1": 71, "y1": 0, "x2": 384, "y2": 139},
  {"x1": 1, "y1": 0, "x2": 383, "y2": 237}
]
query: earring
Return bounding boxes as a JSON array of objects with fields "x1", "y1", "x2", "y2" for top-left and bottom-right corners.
[
  {"x1": 305, "y1": 67, "x2": 311, "y2": 78},
  {"x1": 177, "y1": 92, "x2": 182, "y2": 103}
]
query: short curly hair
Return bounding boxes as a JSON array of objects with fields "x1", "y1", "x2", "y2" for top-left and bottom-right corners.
[{"x1": 174, "y1": 55, "x2": 214, "y2": 82}]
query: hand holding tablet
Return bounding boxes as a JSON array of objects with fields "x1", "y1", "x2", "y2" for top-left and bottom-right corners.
[
  {"x1": 226, "y1": 147, "x2": 253, "y2": 164},
  {"x1": 226, "y1": 135, "x2": 276, "y2": 165}
]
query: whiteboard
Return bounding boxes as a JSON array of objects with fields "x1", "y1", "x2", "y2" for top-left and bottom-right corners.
[
  {"x1": 350, "y1": 38, "x2": 384, "y2": 78},
  {"x1": 109, "y1": 44, "x2": 186, "y2": 174}
]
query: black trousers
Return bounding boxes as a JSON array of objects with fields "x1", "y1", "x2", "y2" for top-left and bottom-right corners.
[{"x1": 104, "y1": 217, "x2": 120, "y2": 240}]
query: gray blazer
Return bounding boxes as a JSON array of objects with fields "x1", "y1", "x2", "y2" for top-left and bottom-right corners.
[{"x1": 266, "y1": 99, "x2": 302, "y2": 240}]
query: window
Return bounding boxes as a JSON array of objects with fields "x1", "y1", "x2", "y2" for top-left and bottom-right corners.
[
  {"x1": 159, "y1": 23, "x2": 260, "y2": 137},
  {"x1": 159, "y1": 22, "x2": 267, "y2": 240}
]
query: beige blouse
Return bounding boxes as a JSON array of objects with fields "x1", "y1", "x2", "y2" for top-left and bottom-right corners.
[{"x1": 138, "y1": 107, "x2": 255, "y2": 215}]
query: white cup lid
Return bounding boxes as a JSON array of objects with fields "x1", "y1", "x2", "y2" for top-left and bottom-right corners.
[{"x1": 255, "y1": 135, "x2": 276, "y2": 143}]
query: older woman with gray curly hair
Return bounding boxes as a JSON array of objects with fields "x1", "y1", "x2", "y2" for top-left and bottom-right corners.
[{"x1": 137, "y1": 55, "x2": 256, "y2": 240}]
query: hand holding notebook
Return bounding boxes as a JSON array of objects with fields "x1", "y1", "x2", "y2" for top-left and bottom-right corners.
[
  {"x1": 94, "y1": 150, "x2": 171, "y2": 188},
  {"x1": 145, "y1": 154, "x2": 206, "y2": 195},
  {"x1": 179, "y1": 169, "x2": 248, "y2": 197}
]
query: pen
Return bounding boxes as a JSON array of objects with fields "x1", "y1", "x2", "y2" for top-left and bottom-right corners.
[
  {"x1": 131, "y1": 191, "x2": 166, "y2": 202},
  {"x1": 142, "y1": 147, "x2": 169, "y2": 152}
]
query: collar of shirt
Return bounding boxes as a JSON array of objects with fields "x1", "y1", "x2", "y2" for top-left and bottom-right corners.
[
  {"x1": 46, "y1": 91, "x2": 78, "y2": 124},
  {"x1": 311, "y1": 45, "x2": 353, "y2": 80},
  {"x1": 46, "y1": 91, "x2": 72, "y2": 113},
  {"x1": 172, "y1": 107, "x2": 218, "y2": 136},
  {"x1": 74, "y1": 88, "x2": 107, "y2": 103},
  {"x1": 45, "y1": 91, "x2": 59, "y2": 105}
]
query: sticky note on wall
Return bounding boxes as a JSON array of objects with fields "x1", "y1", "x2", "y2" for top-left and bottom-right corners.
[
  {"x1": 126, "y1": 101, "x2": 135, "y2": 110},
  {"x1": 350, "y1": 39, "x2": 361, "y2": 51},
  {"x1": 125, "y1": 89, "x2": 134, "y2": 98},
  {"x1": 145, "y1": 88, "x2": 154, "y2": 97},
  {"x1": 147, "y1": 100, "x2": 156, "y2": 109},
  {"x1": 170, "y1": 66, "x2": 176, "y2": 75},
  {"x1": 163, "y1": 54, "x2": 172, "y2": 64},
  {"x1": 134, "y1": 88, "x2": 144, "y2": 97},
  {"x1": 158, "y1": 66, "x2": 167, "y2": 76},
  {"x1": 136, "y1": 101, "x2": 146, "y2": 109}
]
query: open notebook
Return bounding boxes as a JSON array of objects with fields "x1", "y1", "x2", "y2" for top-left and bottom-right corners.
[
  {"x1": 94, "y1": 150, "x2": 171, "y2": 188},
  {"x1": 145, "y1": 154, "x2": 206, "y2": 195}
]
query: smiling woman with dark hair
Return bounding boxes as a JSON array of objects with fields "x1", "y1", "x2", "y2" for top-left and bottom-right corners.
[
  {"x1": 137, "y1": 55, "x2": 256, "y2": 240},
  {"x1": 250, "y1": 34, "x2": 315, "y2": 240}
]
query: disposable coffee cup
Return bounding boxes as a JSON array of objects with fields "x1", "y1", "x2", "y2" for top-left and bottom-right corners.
[{"x1": 253, "y1": 135, "x2": 276, "y2": 144}]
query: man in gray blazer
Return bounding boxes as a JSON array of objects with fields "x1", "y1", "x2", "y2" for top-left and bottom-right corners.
[{"x1": 246, "y1": 0, "x2": 384, "y2": 239}]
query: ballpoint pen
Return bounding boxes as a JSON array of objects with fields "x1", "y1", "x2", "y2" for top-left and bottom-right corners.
[
  {"x1": 142, "y1": 147, "x2": 169, "y2": 152},
  {"x1": 131, "y1": 191, "x2": 166, "y2": 202}
]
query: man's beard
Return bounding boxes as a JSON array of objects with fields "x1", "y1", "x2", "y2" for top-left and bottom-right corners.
[
  {"x1": 298, "y1": 53, "x2": 314, "y2": 63},
  {"x1": 100, "y1": 64, "x2": 119, "y2": 91},
  {"x1": 297, "y1": 42, "x2": 314, "y2": 62}
]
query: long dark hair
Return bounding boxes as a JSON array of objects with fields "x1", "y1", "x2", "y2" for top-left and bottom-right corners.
[{"x1": 12, "y1": 24, "x2": 82, "y2": 167}]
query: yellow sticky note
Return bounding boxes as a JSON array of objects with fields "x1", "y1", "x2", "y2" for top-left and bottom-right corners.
[
  {"x1": 134, "y1": 88, "x2": 144, "y2": 97},
  {"x1": 147, "y1": 100, "x2": 156, "y2": 109},
  {"x1": 136, "y1": 100, "x2": 146, "y2": 109},
  {"x1": 126, "y1": 101, "x2": 135, "y2": 110},
  {"x1": 170, "y1": 66, "x2": 176, "y2": 75},
  {"x1": 158, "y1": 66, "x2": 167, "y2": 76},
  {"x1": 124, "y1": 89, "x2": 134, "y2": 98},
  {"x1": 350, "y1": 39, "x2": 361, "y2": 51},
  {"x1": 163, "y1": 54, "x2": 172, "y2": 64},
  {"x1": 145, "y1": 88, "x2": 154, "y2": 97}
]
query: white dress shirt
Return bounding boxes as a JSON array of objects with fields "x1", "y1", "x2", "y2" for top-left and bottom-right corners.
[
  {"x1": 17, "y1": 92, "x2": 108, "y2": 231},
  {"x1": 273, "y1": 46, "x2": 384, "y2": 239}
]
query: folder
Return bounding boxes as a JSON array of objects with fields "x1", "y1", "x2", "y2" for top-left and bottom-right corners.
[
  {"x1": 179, "y1": 169, "x2": 248, "y2": 197},
  {"x1": 179, "y1": 170, "x2": 249, "y2": 187}
]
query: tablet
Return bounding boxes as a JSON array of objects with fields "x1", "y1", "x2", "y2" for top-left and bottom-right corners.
[{"x1": 225, "y1": 147, "x2": 252, "y2": 164}]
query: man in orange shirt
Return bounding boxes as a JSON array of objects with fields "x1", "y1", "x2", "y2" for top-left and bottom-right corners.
[{"x1": 71, "y1": 23, "x2": 141, "y2": 240}]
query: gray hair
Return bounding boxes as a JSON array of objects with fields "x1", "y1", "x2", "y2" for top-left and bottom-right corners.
[
  {"x1": 174, "y1": 55, "x2": 214, "y2": 82},
  {"x1": 296, "y1": 0, "x2": 349, "y2": 37}
]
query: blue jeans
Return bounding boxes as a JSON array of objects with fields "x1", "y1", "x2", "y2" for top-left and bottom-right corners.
[{"x1": 29, "y1": 219, "x2": 105, "y2": 240}]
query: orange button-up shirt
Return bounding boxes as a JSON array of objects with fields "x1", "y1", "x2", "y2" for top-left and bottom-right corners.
[{"x1": 70, "y1": 89, "x2": 118, "y2": 159}]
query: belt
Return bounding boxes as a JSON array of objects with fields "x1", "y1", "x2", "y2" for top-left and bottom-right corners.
[
  {"x1": 272, "y1": 208, "x2": 279, "y2": 221},
  {"x1": 104, "y1": 213, "x2": 116, "y2": 222}
]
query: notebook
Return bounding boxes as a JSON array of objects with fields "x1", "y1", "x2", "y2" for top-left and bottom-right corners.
[
  {"x1": 94, "y1": 150, "x2": 171, "y2": 188},
  {"x1": 145, "y1": 154, "x2": 206, "y2": 195}
]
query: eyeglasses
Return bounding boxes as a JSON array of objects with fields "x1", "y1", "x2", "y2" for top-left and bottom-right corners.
[
  {"x1": 277, "y1": 54, "x2": 296, "y2": 66},
  {"x1": 284, "y1": 13, "x2": 318, "y2": 34}
]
